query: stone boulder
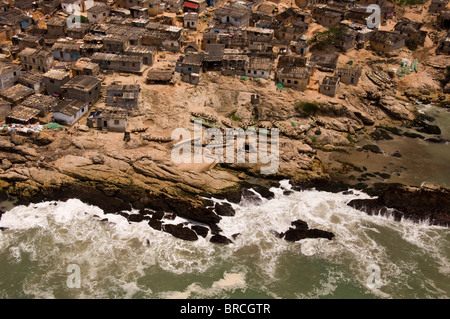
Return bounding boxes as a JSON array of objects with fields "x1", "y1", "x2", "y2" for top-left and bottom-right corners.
[
  {"x1": 280, "y1": 219, "x2": 335, "y2": 242},
  {"x1": 378, "y1": 96, "x2": 415, "y2": 121},
  {"x1": 214, "y1": 202, "x2": 235, "y2": 216},
  {"x1": 163, "y1": 223, "x2": 198, "y2": 241},
  {"x1": 210, "y1": 234, "x2": 233, "y2": 245}
]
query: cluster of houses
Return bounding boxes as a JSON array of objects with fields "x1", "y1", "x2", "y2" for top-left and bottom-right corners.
[{"x1": 0, "y1": 0, "x2": 449, "y2": 130}]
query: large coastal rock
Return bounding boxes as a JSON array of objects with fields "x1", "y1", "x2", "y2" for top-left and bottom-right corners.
[
  {"x1": 280, "y1": 219, "x2": 335, "y2": 242},
  {"x1": 348, "y1": 184, "x2": 450, "y2": 226},
  {"x1": 378, "y1": 96, "x2": 415, "y2": 121}
]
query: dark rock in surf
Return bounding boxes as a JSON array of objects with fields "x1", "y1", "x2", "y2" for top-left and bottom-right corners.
[
  {"x1": 241, "y1": 188, "x2": 264, "y2": 205},
  {"x1": 280, "y1": 219, "x2": 335, "y2": 242},
  {"x1": 163, "y1": 224, "x2": 198, "y2": 241},
  {"x1": 370, "y1": 128, "x2": 393, "y2": 141},
  {"x1": 0, "y1": 227, "x2": 8, "y2": 231},
  {"x1": 151, "y1": 210, "x2": 164, "y2": 220},
  {"x1": 417, "y1": 124, "x2": 441, "y2": 135},
  {"x1": 425, "y1": 138, "x2": 447, "y2": 144},
  {"x1": 191, "y1": 225, "x2": 209, "y2": 238},
  {"x1": 232, "y1": 233, "x2": 241, "y2": 240},
  {"x1": 361, "y1": 144, "x2": 382, "y2": 154},
  {"x1": 148, "y1": 219, "x2": 162, "y2": 231},
  {"x1": 210, "y1": 234, "x2": 233, "y2": 245},
  {"x1": 214, "y1": 202, "x2": 235, "y2": 216},
  {"x1": 348, "y1": 184, "x2": 450, "y2": 226},
  {"x1": 403, "y1": 131, "x2": 425, "y2": 139},
  {"x1": 127, "y1": 214, "x2": 145, "y2": 223}
]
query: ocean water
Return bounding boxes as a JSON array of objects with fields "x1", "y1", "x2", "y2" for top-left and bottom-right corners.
[{"x1": 0, "y1": 182, "x2": 448, "y2": 299}]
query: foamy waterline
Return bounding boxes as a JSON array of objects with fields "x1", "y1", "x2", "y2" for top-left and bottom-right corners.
[{"x1": 0, "y1": 182, "x2": 448, "y2": 298}]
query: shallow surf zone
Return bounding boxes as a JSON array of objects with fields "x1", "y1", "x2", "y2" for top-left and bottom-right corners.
[{"x1": 0, "y1": 181, "x2": 448, "y2": 299}]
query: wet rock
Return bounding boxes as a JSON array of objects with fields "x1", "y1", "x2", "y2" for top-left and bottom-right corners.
[
  {"x1": 416, "y1": 113, "x2": 436, "y2": 123},
  {"x1": 148, "y1": 219, "x2": 162, "y2": 231},
  {"x1": 191, "y1": 225, "x2": 209, "y2": 238},
  {"x1": 163, "y1": 212, "x2": 177, "y2": 220},
  {"x1": 283, "y1": 190, "x2": 294, "y2": 196},
  {"x1": 403, "y1": 131, "x2": 425, "y2": 139},
  {"x1": 127, "y1": 214, "x2": 145, "y2": 222},
  {"x1": 151, "y1": 210, "x2": 164, "y2": 220},
  {"x1": 391, "y1": 151, "x2": 402, "y2": 158},
  {"x1": 163, "y1": 224, "x2": 198, "y2": 241},
  {"x1": 210, "y1": 234, "x2": 233, "y2": 245},
  {"x1": 370, "y1": 128, "x2": 393, "y2": 141},
  {"x1": 0, "y1": 227, "x2": 8, "y2": 231},
  {"x1": 139, "y1": 208, "x2": 153, "y2": 216},
  {"x1": 232, "y1": 233, "x2": 241, "y2": 240},
  {"x1": 361, "y1": 144, "x2": 382, "y2": 154},
  {"x1": 348, "y1": 184, "x2": 450, "y2": 226},
  {"x1": 425, "y1": 138, "x2": 447, "y2": 144},
  {"x1": 280, "y1": 219, "x2": 334, "y2": 242},
  {"x1": 214, "y1": 202, "x2": 235, "y2": 216},
  {"x1": 417, "y1": 124, "x2": 441, "y2": 135},
  {"x1": 354, "y1": 111, "x2": 375, "y2": 125},
  {"x1": 241, "y1": 189, "x2": 263, "y2": 205}
]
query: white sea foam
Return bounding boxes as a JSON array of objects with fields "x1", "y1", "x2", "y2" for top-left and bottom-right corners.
[{"x1": 0, "y1": 181, "x2": 448, "y2": 298}]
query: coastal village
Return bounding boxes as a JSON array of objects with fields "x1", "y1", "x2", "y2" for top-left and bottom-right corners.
[{"x1": 0, "y1": 0, "x2": 449, "y2": 241}]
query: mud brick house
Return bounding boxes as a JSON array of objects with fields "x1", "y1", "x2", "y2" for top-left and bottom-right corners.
[
  {"x1": 17, "y1": 71, "x2": 45, "y2": 93},
  {"x1": 319, "y1": 76, "x2": 340, "y2": 97},
  {"x1": 87, "y1": 4, "x2": 111, "y2": 23},
  {"x1": 312, "y1": 8, "x2": 343, "y2": 28},
  {"x1": 18, "y1": 47, "x2": 54, "y2": 72},
  {"x1": 309, "y1": 52, "x2": 339, "y2": 71},
  {"x1": 337, "y1": 27, "x2": 357, "y2": 51},
  {"x1": 0, "y1": 61, "x2": 21, "y2": 92},
  {"x1": 5, "y1": 104, "x2": 40, "y2": 124},
  {"x1": 46, "y1": 17, "x2": 67, "y2": 39},
  {"x1": 0, "y1": 98, "x2": 11, "y2": 121},
  {"x1": 106, "y1": 83, "x2": 140, "y2": 109},
  {"x1": 274, "y1": 22, "x2": 308, "y2": 42},
  {"x1": 124, "y1": 46, "x2": 155, "y2": 66},
  {"x1": 290, "y1": 37, "x2": 310, "y2": 55},
  {"x1": 203, "y1": 44, "x2": 225, "y2": 71},
  {"x1": 103, "y1": 34, "x2": 130, "y2": 53},
  {"x1": 183, "y1": 0, "x2": 207, "y2": 14},
  {"x1": 438, "y1": 11, "x2": 450, "y2": 29},
  {"x1": 394, "y1": 21, "x2": 427, "y2": 47},
  {"x1": 369, "y1": 30, "x2": 405, "y2": 53},
  {"x1": 278, "y1": 55, "x2": 309, "y2": 68},
  {"x1": 276, "y1": 7, "x2": 312, "y2": 26},
  {"x1": 245, "y1": 56, "x2": 272, "y2": 80},
  {"x1": 70, "y1": 59, "x2": 101, "y2": 77},
  {"x1": 80, "y1": 34, "x2": 104, "y2": 56},
  {"x1": 222, "y1": 49, "x2": 249, "y2": 76},
  {"x1": 12, "y1": 34, "x2": 44, "y2": 49},
  {"x1": 91, "y1": 52, "x2": 145, "y2": 74},
  {"x1": 61, "y1": 76, "x2": 101, "y2": 105},
  {"x1": 66, "y1": 23, "x2": 90, "y2": 39},
  {"x1": 21, "y1": 94, "x2": 58, "y2": 116},
  {"x1": 43, "y1": 69, "x2": 71, "y2": 96},
  {"x1": 180, "y1": 52, "x2": 204, "y2": 85},
  {"x1": 52, "y1": 42, "x2": 81, "y2": 62},
  {"x1": 146, "y1": 69, "x2": 174, "y2": 84},
  {"x1": 344, "y1": 7, "x2": 372, "y2": 26},
  {"x1": 93, "y1": 107, "x2": 128, "y2": 132},
  {"x1": 276, "y1": 67, "x2": 312, "y2": 91},
  {"x1": 141, "y1": 27, "x2": 183, "y2": 52},
  {"x1": 130, "y1": 6, "x2": 149, "y2": 19},
  {"x1": 335, "y1": 67, "x2": 362, "y2": 86},
  {"x1": 202, "y1": 32, "x2": 219, "y2": 50},
  {"x1": 0, "y1": 83, "x2": 34, "y2": 105},
  {"x1": 429, "y1": 0, "x2": 449, "y2": 13},
  {"x1": 184, "y1": 12, "x2": 199, "y2": 30},
  {"x1": 0, "y1": 6, "x2": 32, "y2": 32},
  {"x1": 214, "y1": 3, "x2": 252, "y2": 28},
  {"x1": 53, "y1": 99, "x2": 89, "y2": 126},
  {"x1": 143, "y1": 0, "x2": 165, "y2": 16}
]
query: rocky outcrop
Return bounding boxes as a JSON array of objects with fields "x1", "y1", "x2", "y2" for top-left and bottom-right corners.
[
  {"x1": 280, "y1": 219, "x2": 335, "y2": 242},
  {"x1": 163, "y1": 223, "x2": 199, "y2": 241},
  {"x1": 214, "y1": 202, "x2": 235, "y2": 216},
  {"x1": 377, "y1": 96, "x2": 415, "y2": 121},
  {"x1": 348, "y1": 184, "x2": 450, "y2": 226},
  {"x1": 210, "y1": 234, "x2": 233, "y2": 245},
  {"x1": 191, "y1": 225, "x2": 209, "y2": 238}
]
